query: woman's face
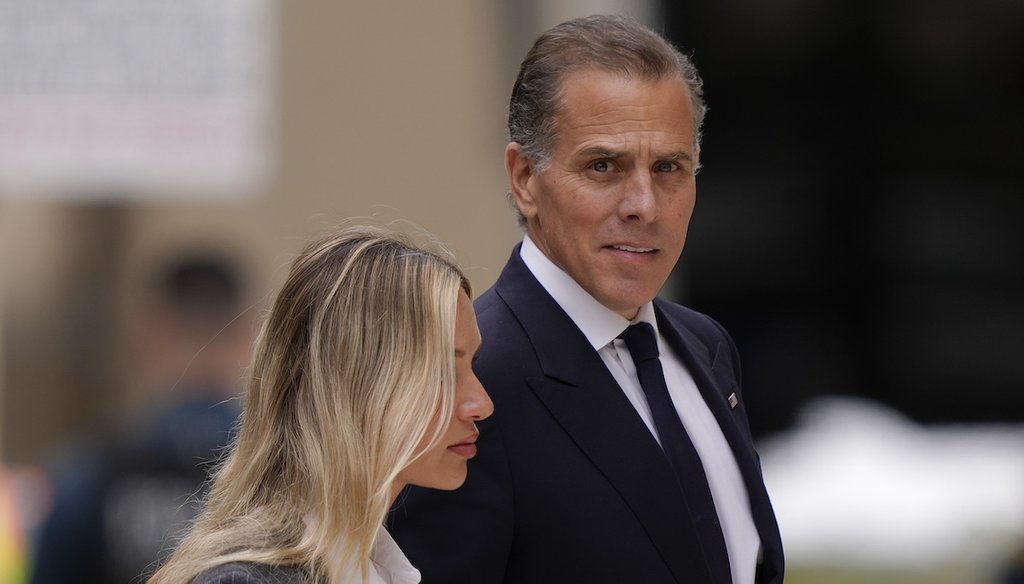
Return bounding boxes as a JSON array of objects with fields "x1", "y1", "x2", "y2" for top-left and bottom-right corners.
[{"x1": 394, "y1": 290, "x2": 493, "y2": 498}]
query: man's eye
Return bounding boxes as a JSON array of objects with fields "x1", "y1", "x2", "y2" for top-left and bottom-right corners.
[
  {"x1": 655, "y1": 161, "x2": 679, "y2": 172},
  {"x1": 590, "y1": 160, "x2": 611, "y2": 172}
]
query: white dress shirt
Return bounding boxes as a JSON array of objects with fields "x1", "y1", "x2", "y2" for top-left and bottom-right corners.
[
  {"x1": 338, "y1": 526, "x2": 420, "y2": 584},
  {"x1": 520, "y1": 235, "x2": 762, "y2": 584}
]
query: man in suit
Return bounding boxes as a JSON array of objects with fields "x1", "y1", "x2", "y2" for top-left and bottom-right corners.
[{"x1": 390, "y1": 14, "x2": 784, "y2": 584}]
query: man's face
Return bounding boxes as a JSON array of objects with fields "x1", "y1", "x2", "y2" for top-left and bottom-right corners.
[{"x1": 508, "y1": 69, "x2": 698, "y2": 320}]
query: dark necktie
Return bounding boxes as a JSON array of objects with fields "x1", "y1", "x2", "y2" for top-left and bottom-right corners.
[{"x1": 619, "y1": 322, "x2": 732, "y2": 583}]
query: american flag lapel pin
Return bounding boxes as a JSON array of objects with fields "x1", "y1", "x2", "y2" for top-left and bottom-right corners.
[{"x1": 728, "y1": 392, "x2": 739, "y2": 409}]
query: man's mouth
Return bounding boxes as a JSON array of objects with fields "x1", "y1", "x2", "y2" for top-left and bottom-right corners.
[{"x1": 609, "y1": 244, "x2": 656, "y2": 253}]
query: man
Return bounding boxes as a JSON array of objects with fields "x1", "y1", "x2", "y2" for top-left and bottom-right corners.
[{"x1": 391, "y1": 14, "x2": 784, "y2": 584}]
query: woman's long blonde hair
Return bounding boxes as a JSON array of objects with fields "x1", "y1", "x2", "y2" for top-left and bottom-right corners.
[{"x1": 148, "y1": 226, "x2": 470, "y2": 583}]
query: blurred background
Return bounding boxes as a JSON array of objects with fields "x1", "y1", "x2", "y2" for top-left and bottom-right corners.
[{"x1": 1, "y1": 0, "x2": 1021, "y2": 583}]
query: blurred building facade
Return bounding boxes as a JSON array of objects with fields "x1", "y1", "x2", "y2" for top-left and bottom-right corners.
[{"x1": 0, "y1": 0, "x2": 521, "y2": 467}]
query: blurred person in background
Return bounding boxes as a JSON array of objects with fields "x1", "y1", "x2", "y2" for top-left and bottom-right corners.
[
  {"x1": 391, "y1": 14, "x2": 783, "y2": 584},
  {"x1": 30, "y1": 252, "x2": 254, "y2": 584},
  {"x1": 147, "y1": 226, "x2": 492, "y2": 583}
]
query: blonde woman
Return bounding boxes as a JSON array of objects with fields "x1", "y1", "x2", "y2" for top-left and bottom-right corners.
[{"x1": 147, "y1": 226, "x2": 493, "y2": 584}]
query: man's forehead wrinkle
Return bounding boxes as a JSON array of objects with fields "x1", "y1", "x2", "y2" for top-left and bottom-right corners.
[
  {"x1": 563, "y1": 115, "x2": 691, "y2": 136},
  {"x1": 572, "y1": 103, "x2": 664, "y2": 124},
  {"x1": 557, "y1": 107, "x2": 692, "y2": 134},
  {"x1": 569, "y1": 133, "x2": 696, "y2": 156}
]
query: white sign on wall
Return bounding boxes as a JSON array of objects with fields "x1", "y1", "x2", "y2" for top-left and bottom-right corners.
[{"x1": 0, "y1": 0, "x2": 275, "y2": 199}]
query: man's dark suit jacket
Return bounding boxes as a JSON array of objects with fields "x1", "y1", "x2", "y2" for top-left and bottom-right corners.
[{"x1": 390, "y1": 246, "x2": 784, "y2": 584}]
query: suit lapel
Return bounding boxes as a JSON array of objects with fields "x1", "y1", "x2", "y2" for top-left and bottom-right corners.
[
  {"x1": 492, "y1": 250, "x2": 716, "y2": 583},
  {"x1": 655, "y1": 303, "x2": 785, "y2": 581},
  {"x1": 654, "y1": 302, "x2": 745, "y2": 456}
]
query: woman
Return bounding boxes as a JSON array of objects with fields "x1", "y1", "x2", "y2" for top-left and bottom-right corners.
[{"x1": 147, "y1": 226, "x2": 493, "y2": 583}]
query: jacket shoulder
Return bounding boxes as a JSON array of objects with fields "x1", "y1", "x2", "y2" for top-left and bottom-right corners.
[
  {"x1": 472, "y1": 285, "x2": 505, "y2": 321},
  {"x1": 192, "y1": 562, "x2": 307, "y2": 584},
  {"x1": 472, "y1": 286, "x2": 524, "y2": 343},
  {"x1": 655, "y1": 298, "x2": 732, "y2": 344}
]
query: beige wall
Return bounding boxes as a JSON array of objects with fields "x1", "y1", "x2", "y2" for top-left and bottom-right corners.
[{"x1": 1, "y1": 1, "x2": 522, "y2": 463}]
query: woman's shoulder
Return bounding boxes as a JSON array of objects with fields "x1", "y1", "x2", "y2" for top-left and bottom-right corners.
[{"x1": 192, "y1": 561, "x2": 308, "y2": 584}]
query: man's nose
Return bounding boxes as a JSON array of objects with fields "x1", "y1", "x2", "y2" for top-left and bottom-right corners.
[{"x1": 619, "y1": 171, "x2": 658, "y2": 222}]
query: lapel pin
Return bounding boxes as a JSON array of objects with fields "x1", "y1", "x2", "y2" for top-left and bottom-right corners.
[{"x1": 728, "y1": 392, "x2": 739, "y2": 409}]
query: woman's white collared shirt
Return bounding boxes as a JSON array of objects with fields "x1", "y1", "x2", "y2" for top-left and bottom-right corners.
[
  {"x1": 338, "y1": 527, "x2": 420, "y2": 584},
  {"x1": 368, "y1": 527, "x2": 420, "y2": 584}
]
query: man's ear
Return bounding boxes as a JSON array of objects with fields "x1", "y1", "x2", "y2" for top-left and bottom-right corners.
[{"x1": 505, "y1": 142, "x2": 537, "y2": 219}]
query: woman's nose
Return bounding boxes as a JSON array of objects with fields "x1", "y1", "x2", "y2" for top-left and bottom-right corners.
[{"x1": 459, "y1": 374, "x2": 494, "y2": 421}]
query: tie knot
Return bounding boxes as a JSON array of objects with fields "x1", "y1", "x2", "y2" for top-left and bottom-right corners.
[{"x1": 619, "y1": 322, "x2": 659, "y2": 363}]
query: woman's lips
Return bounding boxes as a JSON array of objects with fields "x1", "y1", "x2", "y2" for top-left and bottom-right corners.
[{"x1": 448, "y1": 434, "x2": 479, "y2": 458}]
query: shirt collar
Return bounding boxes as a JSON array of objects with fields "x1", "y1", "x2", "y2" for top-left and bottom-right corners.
[
  {"x1": 520, "y1": 234, "x2": 658, "y2": 349},
  {"x1": 370, "y1": 526, "x2": 421, "y2": 584}
]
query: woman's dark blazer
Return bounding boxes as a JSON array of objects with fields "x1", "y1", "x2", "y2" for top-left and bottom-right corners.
[{"x1": 191, "y1": 562, "x2": 306, "y2": 584}]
